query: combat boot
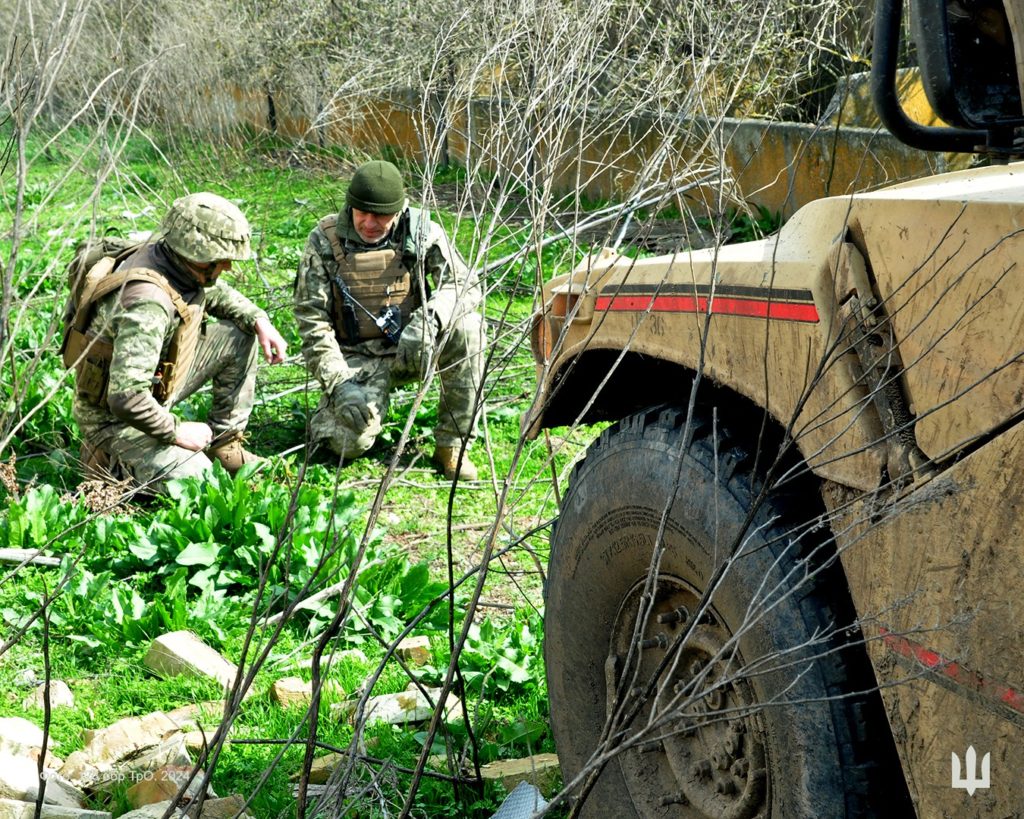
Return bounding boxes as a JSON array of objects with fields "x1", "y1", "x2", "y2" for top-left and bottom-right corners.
[
  {"x1": 207, "y1": 434, "x2": 265, "y2": 476},
  {"x1": 432, "y1": 445, "x2": 478, "y2": 482},
  {"x1": 81, "y1": 440, "x2": 111, "y2": 480}
]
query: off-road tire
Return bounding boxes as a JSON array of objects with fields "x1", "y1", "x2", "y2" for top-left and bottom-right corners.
[{"x1": 545, "y1": 405, "x2": 911, "y2": 818}]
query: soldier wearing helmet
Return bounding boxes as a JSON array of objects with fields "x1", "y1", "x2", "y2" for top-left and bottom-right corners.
[
  {"x1": 294, "y1": 160, "x2": 484, "y2": 480},
  {"x1": 72, "y1": 192, "x2": 288, "y2": 492}
]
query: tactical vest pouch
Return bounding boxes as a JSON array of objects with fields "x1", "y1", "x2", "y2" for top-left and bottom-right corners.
[
  {"x1": 64, "y1": 329, "x2": 114, "y2": 405},
  {"x1": 340, "y1": 249, "x2": 409, "y2": 337},
  {"x1": 157, "y1": 302, "x2": 203, "y2": 404}
]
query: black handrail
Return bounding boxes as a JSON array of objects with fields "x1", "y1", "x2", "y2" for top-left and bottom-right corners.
[{"x1": 871, "y1": 0, "x2": 988, "y2": 153}]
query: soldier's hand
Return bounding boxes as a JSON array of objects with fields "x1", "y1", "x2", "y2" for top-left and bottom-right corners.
[
  {"x1": 333, "y1": 381, "x2": 372, "y2": 430},
  {"x1": 255, "y1": 316, "x2": 288, "y2": 365},
  {"x1": 177, "y1": 421, "x2": 214, "y2": 451}
]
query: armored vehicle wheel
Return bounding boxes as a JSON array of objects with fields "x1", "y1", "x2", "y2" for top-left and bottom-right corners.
[{"x1": 545, "y1": 406, "x2": 910, "y2": 818}]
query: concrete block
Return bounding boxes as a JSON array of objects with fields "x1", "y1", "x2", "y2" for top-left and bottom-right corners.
[
  {"x1": 126, "y1": 765, "x2": 205, "y2": 809},
  {"x1": 143, "y1": 632, "x2": 241, "y2": 695},
  {"x1": 0, "y1": 798, "x2": 110, "y2": 818},
  {"x1": 0, "y1": 755, "x2": 84, "y2": 807},
  {"x1": 332, "y1": 686, "x2": 463, "y2": 726},
  {"x1": 396, "y1": 636, "x2": 431, "y2": 666},
  {"x1": 21, "y1": 681, "x2": 74, "y2": 711},
  {"x1": 480, "y1": 753, "x2": 561, "y2": 796}
]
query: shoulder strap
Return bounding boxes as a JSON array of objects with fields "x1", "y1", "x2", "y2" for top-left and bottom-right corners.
[
  {"x1": 81, "y1": 267, "x2": 192, "y2": 325},
  {"x1": 319, "y1": 215, "x2": 347, "y2": 267}
]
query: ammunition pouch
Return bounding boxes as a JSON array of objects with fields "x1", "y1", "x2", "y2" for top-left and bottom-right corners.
[
  {"x1": 64, "y1": 327, "x2": 114, "y2": 406},
  {"x1": 152, "y1": 361, "x2": 175, "y2": 404}
]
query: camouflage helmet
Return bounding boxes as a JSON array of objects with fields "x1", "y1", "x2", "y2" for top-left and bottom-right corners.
[
  {"x1": 346, "y1": 160, "x2": 405, "y2": 214},
  {"x1": 160, "y1": 193, "x2": 251, "y2": 264}
]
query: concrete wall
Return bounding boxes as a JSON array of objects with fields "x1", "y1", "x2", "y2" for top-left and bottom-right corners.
[{"x1": 241, "y1": 86, "x2": 965, "y2": 216}]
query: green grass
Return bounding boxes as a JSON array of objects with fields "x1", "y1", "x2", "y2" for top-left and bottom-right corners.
[{"x1": 1, "y1": 125, "x2": 580, "y2": 816}]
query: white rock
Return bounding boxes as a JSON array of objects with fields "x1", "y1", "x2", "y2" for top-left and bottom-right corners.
[
  {"x1": 396, "y1": 636, "x2": 431, "y2": 666},
  {"x1": 21, "y1": 681, "x2": 74, "y2": 711},
  {"x1": 0, "y1": 754, "x2": 84, "y2": 807},
  {"x1": 114, "y1": 801, "x2": 184, "y2": 819},
  {"x1": 0, "y1": 797, "x2": 110, "y2": 818},
  {"x1": 480, "y1": 753, "x2": 561, "y2": 796},
  {"x1": 0, "y1": 718, "x2": 45, "y2": 758},
  {"x1": 332, "y1": 686, "x2": 463, "y2": 726},
  {"x1": 143, "y1": 632, "x2": 243, "y2": 695}
]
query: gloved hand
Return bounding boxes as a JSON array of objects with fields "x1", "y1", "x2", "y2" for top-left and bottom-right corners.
[
  {"x1": 394, "y1": 309, "x2": 441, "y2": 377},
  {"x1": 332, "y1": 380, "x2": 372, "y2": 430}
]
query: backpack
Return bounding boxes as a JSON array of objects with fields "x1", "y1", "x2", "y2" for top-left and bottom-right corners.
[
  {"x1": 60, "y1": 235, "x2": 142, "y2": 369},
  {"x1": 59, "y1": 236, "x2": 199, "y2": 405}
]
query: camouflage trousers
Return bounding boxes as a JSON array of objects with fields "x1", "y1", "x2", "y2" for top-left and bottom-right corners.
[
  {"x1": 310, "y1": 307, "x2": 485, "y2": 459},
  {"x1": 81, "y1": 320, "x2": 258, "y2": 492}
]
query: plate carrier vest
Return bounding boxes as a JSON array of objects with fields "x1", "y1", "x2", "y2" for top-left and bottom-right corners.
[{"x1": 319, "y1": 214, "x2": 422, "y2": 345}]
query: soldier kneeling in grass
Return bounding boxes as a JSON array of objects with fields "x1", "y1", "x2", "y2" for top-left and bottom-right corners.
[
  {"x1": 293, "y1": 161, "x2": 485, "y2": 481},
  {"x1": 63, "y1": 192, "x2": 288, "y2": 493}
]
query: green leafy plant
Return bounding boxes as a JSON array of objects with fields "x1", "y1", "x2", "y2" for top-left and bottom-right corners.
[{"x1": 460, "y1": 612, "x2": 544, "y2": 696}]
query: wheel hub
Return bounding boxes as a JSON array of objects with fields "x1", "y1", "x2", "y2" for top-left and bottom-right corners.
[{"x1": 606, "y1": 575, "x2": 768, "y2": 818}]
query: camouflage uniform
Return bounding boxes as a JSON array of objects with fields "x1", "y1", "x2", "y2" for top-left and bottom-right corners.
[
  {"x1": 73, "y1": 241, "x2": 267, "y2": 491},
  {"x1": 294, "y1": 206, "x2": 484, "y2": 458}
]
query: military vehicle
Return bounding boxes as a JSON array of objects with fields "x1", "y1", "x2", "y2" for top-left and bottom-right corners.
[{"x1": 526, "y1": 0, "x2": 1024, "y2": 815}]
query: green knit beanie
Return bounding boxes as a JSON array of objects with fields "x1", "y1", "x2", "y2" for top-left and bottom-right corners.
[{"x1": 346, "y1": 160, "x2": 405, "y2": 214}]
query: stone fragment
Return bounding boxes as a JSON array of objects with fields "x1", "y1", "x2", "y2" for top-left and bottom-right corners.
[
  {"x1": 427, "y1": 754, "x2": 456, "y2": 770},
  {"x1": 288, "y1": 753, "x2": 343, "y2": 784},
  {"x1": 59, "y1": 712, "x2": 178, "y2": 790},
  {"x1": 180, "y1": 728, "x2": 225, "y2": 752},
  {"x1": 114, "y1": 801, "x2": 184, "y2": 819},
  {"x1": 200, "y1": 795, "x2": 255, "y2": 819},
  {"x1": 143, "y1": 632, "x2": 243, "y2": 695},
  {"x1": 332, "y1": 687, "x2": 463, "y2": 726},
  {"x1": 0, "y1": 718, "x2": 46, "y2": 758},
  {"x1": 395, "y1": 636, "x2": 431, "y2": 666},
  {"x1": 60, "y1": 722, "x2": 186, "y2": 790},
  {"x1": 126, "y1": 765, "x2": 205, "y2": 809},
  {"x1": 270, "y1": 677, "x2": 344, "y2": 708},
  {"x1": 271, "y1": 677, "x2": 310, "y2": 708},
  {"x1": 479, "y1": 754, "x2": 561, "y2": 796},
  {"x1": 0, "y1": 799, "x2": 109, "y2": 819},
  {"x1": 165, "y1": 702, "x2": 224, "y2": 729},
  {"x1": 21, "y1": 681, "x2": 75, "y2": 711},
  {"x1": 12, "y1": 669, "x2": 40, "y2": 688},
  {"x1": 0, "y1": 754, "x2": 84, "y2": 808}
]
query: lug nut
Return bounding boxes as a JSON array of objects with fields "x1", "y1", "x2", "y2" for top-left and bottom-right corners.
[
  {"x1": 725, "y1": 734, "x2": 742, "y2": 756},
  {"x1": 692, "y1": 760, "x2": 712, "y2": 780},
  {"x1": 731, "y1": 758, "x2": 749, "y2": 778},
  {"x1": 658, "y1": 793, "x2": 689, "y2": 807},
  {"x1": 641, "y1": 633, "x2": 668, "y2": 650},
  {"x1": 712, "y1": 750, "x2": 730, "y2": 770},
  {"x1": 716, "y1": 778, "x2": 738, "y2": 796},
  {"x1": 656, "y1": 606, "x2": 690, "y2": 625},
  {"x1": 704, "y1": 687, "x2": 725, "y2": 711}
]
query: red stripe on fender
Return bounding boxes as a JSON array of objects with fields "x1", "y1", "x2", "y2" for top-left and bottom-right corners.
[
  {"x1": 880, "y1": 628, "x2": 1024, "y2": 715},
  {"x1": 594, "y1": 294, "x2": 819, "y2": 323}
]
